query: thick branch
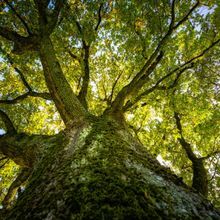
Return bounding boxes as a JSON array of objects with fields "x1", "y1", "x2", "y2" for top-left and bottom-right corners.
[
  {"x1": 33, "y1": 0, "x2": 48, "y2": 26},
  {"x1": 34, "y1": 0, "x2": 64, "y2": 35},
  {"x1": 109, "y1": 52, "x2": 163, "y2": 113},
  {"x1": 47, "y1": 0, "x2": 64, "y2": 34},
  {"x1": 0, "y1": 109, "x2": 16, "y2": 134},
  {"x1": 39, "y1": 36, "x2": 88, "y2": 126}
]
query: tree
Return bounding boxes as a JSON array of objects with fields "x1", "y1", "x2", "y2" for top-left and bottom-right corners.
[{"x1": 0, "y1": 0, "x2": 220, "y2": 219}]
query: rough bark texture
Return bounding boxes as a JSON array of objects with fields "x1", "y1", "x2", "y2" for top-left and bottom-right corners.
[{"x1": 4, "y1": 116, "x2": 220, "y2": 220}]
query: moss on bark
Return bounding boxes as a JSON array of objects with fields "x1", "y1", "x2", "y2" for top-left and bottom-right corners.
[{"x1": 5, "y1": 117, "x2": 220, "y2": 220}]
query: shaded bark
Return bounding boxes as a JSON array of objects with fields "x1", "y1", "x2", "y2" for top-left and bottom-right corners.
[
  {"x1": 0, "y1": 133, "x2": 60, "y2": 167},
  {"x1": 4, "y1": 117, "x2": 220, "y2": 220}
]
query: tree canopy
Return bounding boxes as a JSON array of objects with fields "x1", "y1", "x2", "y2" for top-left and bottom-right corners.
[{"x1": 0, "y1": 0, "x2": 220, "y2": 211}]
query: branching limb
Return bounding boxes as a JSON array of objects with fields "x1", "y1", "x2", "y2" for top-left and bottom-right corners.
[
  {"x1": 0, "y1": 132, "x2": 60, "y2": 167},
  {"x1": 108, "y1": 1, "x2": 200, "y2": 114},
  {"x1": 33, "y1": 0, "x2": 49, "y2": 26},
  {"x1": 0, "y1": 27, "x2": 26, "y2": 43},
  {"x1": 0, "y1": 27, "x2": 39, "y2": 54},
  {"x1": 0, "y1": 49, "x2": 52, "y2": 102},
  {"x1": 172, "y1": 1, "x2": 200, "y2": 30},
  {"x1": 109, "y1": 52, "x2": 163, "y2": 113},
  {"x1": 0, "y1": 109, "x2": 17, "y2": 134},
  {"x1": 2, "y1": 168, "x2": 31, "y2": 210},
  {"x1": 123, "y1": 38, "x2": 220, "y2": 111},
  {"x1": 3, "y1": 0, "x2": 32, "y2": 35},
  {"x1": 131, "y1": 1, "x2": 199, "y2": 86}
]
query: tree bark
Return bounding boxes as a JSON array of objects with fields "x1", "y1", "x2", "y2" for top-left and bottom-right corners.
[
  {"x1": 4, "y1": 116, "x2": 220, "y2": 220},
  {"x1": 39, "y1": 36, "x2": 88, "y2": 126}
]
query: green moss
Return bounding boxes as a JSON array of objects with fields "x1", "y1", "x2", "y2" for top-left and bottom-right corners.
[{"x1": 6, "y1": 117, "x2": 220, "y2": 220}]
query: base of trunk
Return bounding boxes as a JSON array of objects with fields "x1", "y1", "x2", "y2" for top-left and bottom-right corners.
[{"x1": 5, "y1": 117, "x2": 220, "y2": 219}]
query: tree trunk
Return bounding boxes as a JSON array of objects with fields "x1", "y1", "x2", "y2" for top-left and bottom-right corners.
[{"x1": 5, "y1": 116, "x2": 220, "y2": 220}]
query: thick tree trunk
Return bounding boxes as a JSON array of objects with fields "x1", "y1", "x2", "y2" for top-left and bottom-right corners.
[{"x1": 5, "y1": 116, "x2": 220, "y2": 219}]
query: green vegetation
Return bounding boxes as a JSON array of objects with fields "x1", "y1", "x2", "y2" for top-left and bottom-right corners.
[{"x1": 0, "y1": 0, "x2": 219, "y2": 218}]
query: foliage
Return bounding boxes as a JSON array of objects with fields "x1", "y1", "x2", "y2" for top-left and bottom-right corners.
[{"x1": 0, "y1": 0, "x2": 219, "y2": 210}]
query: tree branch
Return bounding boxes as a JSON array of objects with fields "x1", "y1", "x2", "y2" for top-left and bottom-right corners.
[
  {"x1": 0, "y1": 50, "x2": 32, "y2": 91},
  {"x1": 169, "y1": 0, "x2": 176, "y2": 30},
  {"x1": 0, "y1": 27, "x2": 26, "y2": 43},
  {"x1": 109, "y1": 52, "x2": 163, "y2": 113},
  {"x1": 0, "y1": 132, "x2": 60, "y2": 167},
  {"x1": 174, "y1": 111, "x2": 208, "y2": 197},
  {"x1": 173, "y1": 1, "x2": 200, "y2": 30},
  {"x1": 4, "y1": 0, "x2": 32, "y2": 35},
  {"x1": 109, "y1": 71, "x2": 123, "y2": 104},
  {"x1": 33, "y1": 0, "x2": 48, "y2": 25},
  {"x1": 0, "y1": 27, "x2": 39, "y2": 54},
  {"x1": 0, "y1": 91, "x2": 51, "y2": 104},
  {"x1": 78, "y1": 43, "x2": 90, "y2": 109},
  {"x1": 67, "y1": 49, "x2": 81, "y2": 63},
  {"x1": 127, "y1": 1, "x2": 199, "y2": 89},
  {"x1": 39, "y1": 37, "x2": 88, "y2": 126},
  {"x1": 95, "y1": 4, "x2": 103, "y2": 31},
  {"x1": 123, "y1": 38, "x2": 220, "y2": 111},
  {"x1": 0, "y1": 109, "x2": 17, "y2": 134},
  {"x1": 107, "y1": 2, "x2": 200, "y2": 114},
  {"x1": 47, "y1": 0, "x2": 64, "y2": 34}
]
